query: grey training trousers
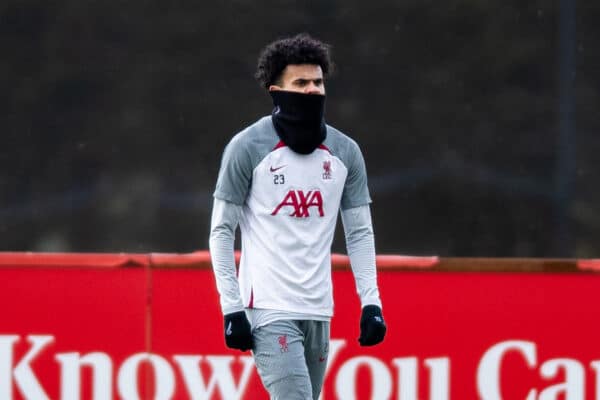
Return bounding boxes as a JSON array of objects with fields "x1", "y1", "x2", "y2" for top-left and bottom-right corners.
[{"x1": 252, "y1": 319, "x2": 330, "y2": 400}]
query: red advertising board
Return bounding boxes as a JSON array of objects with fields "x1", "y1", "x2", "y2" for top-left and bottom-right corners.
[{"x1": 1, "y1": 254, "x2": 600, "y2": 399}]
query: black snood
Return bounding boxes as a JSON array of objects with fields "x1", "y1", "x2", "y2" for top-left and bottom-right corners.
[{"x1": 270, "y1": 90, "x2": 327, "y2": 154}]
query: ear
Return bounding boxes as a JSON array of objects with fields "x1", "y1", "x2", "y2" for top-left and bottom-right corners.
[{"x1": 269, "y1": 85, "x2": 282, "y2": 91}]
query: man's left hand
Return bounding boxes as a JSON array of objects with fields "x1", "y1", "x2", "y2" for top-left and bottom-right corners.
[{"x1": 358, "y1": 305, "x2": 386, "y2": 346}]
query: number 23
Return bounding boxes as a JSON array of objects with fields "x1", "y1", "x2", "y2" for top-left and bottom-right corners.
[{"x1": 273, "y1": 174, "x2": 285, "y2": 184}]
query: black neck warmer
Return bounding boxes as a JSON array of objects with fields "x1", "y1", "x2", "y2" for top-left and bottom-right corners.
[{"x1": 270, "y1": 90, "x2": 327, "y2": 154}]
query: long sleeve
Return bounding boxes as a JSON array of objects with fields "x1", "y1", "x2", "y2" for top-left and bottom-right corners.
[
  {"x1": 340, "y1": 204, "x2": 382, "y2": 309},
  {"x1": 209, "y1": 198, "x2": 245, "y2": 315}
]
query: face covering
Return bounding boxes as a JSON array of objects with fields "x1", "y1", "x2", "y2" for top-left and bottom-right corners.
[{"x1": 270, "y1": 90, "x2": 327, "y2": 154}]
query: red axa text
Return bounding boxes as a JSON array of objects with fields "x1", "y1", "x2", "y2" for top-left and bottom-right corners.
[{"x1": 271, "y1": 190, "x2": 324, "y2": 217}]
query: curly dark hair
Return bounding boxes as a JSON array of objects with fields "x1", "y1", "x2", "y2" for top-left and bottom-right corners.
[{"x1": 255, "y1": 33, "x2": 334, "y2": 89}]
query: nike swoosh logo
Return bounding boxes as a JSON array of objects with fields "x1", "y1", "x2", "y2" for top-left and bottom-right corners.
[
  {"x1": 270, "y1": 165, "x2": 286, "y2": 172},
  {"x1": 226, "y1": 321, "x2": 232, "y2": 336}
]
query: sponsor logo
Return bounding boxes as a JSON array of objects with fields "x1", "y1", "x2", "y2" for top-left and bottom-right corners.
[
  {"x1": 269, "y1": 165, "x2": 286, "y2": 173},
  {"x1": 271, "y1": 189, "x2": 324, "y2": 217}
]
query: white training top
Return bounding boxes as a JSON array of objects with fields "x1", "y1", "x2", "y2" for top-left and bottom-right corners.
[{"x1": 210, "y1": 116, "x2": 381, "y2": 318}]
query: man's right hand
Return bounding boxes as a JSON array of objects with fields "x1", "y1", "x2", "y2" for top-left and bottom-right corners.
[{"x1": 223, "y1": 311, "x2": 253, "y2": 351}]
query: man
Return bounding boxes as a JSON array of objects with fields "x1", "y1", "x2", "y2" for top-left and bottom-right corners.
[{"x1": 209, "y1": 33, "x2": 386, "y2": 400}]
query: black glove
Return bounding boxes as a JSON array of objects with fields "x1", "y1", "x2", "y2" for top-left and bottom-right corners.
[
  {"x1": 223, "y1": 311, "x2": 253, "y2": 351},
  {"x1": 358, "y1": 305, "x2": 386, "y2": 346}
]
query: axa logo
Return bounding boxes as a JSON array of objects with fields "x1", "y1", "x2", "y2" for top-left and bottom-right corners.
[{"x1": 271, "y1": 190, "x2": 324, "y2": 217}]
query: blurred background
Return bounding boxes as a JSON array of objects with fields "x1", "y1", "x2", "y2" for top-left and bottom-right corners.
[{"x1": 1, "y1": 0, "x2": 598, "y2": 257}]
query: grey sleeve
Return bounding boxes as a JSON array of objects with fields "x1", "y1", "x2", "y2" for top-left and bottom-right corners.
[
  {"x1": 341, "y1": 140, "x2": 372, "y2": 210},
  {"x1": 341, "y1": 204, "x2": 382, "y2": 308},
  {"x1": 213, "y1": 134, "x2": 253, "y2": 205},
  {"x1": 209, "y1": 198, "x2": 245, "y2": 315}
]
